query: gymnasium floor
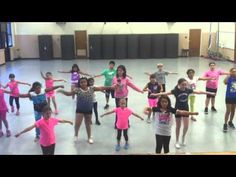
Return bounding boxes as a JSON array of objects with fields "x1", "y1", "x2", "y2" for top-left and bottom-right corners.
[{"x1": 0, "y1": 57, "x2": 236, "y2": 155}]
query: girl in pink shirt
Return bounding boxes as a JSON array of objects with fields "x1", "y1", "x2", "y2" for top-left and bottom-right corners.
[
  {"x1": 203, "y1": 62, "x2": 229, "y2": 114},
  {"x1": 112, "y1": 65, "x2": 143, "y2": 129},
  {"x1": 41, "y1": 71, "x2": 66, "y2": 114},
  {"x1": 15, "y1": 105, "x2": 73, "y2": 155},
  {"x1": 100, "y1": 98, "x2": 144, "y2": 152},
  {"x1": 0, "y1": 83, "x2": 12, "y2": 137},
  {"x1": 3, "y1": 73, "x2": 31, "y2": 115}
]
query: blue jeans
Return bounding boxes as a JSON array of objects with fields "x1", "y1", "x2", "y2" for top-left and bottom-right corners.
[{"x1": 34, "y1": 111, "x2": 42, "y2": 138}]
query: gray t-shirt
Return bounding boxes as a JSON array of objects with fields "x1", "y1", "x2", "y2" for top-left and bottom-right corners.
[
  {"x1": 153, "y1": 107, "x2": 177, "y2": 136},
  {"x1": 154, "y1": 71, "x2": 169, "y2": 84}
]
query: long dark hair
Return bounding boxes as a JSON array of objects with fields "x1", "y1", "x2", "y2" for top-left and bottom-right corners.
[
  {"x1": 29, "y1": 82, "x2": 42, "y2": 92},
  {"x1": 116, "y1": 65, "x2": 127, "y2": 78},
  {"x1": 157, "y1": 95, "x2": 172, "y2": 110},
  {"x1": 71, "y1": 64, "x2": 80, "y2": 73},
  {"x1": 174, "y1": 78, "x2": 187, "y2": 89}
]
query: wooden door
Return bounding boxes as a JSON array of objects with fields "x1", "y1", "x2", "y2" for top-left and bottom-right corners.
[
  {"x1": 189, "y1": 29, "x2": 201, "y2": 57},
  {"x1": 75, "y1": 31, "x2": 87, "y2": 59}
]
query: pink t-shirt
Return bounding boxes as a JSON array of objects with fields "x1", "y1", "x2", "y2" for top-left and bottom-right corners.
[
  {"x1": 46, "y1": 79, "x2": 54, "y2": 94},
  {"x1": 0, "y1": 89, "x2": 8, "y2": 111},
  {"x1": 203, "y1": 69, "x2": 224, "y2": 89},
  {"x1": 7, "y1": 81, "x2": 19, "y2": 97},
  {"x1": 114, "y1": 107, "x2": 133, "y2": 129},
  {"x1": 35, "y1": 117, "x2": 59, "y2": 147},
  {"x1": 112, "y1": 77, "x2": 142, "y2": 98}
]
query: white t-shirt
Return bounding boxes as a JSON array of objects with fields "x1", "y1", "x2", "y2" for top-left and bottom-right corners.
[
  {"x1": 185, "y1": 76, "x2": 199, "y2": 96},
  {"x1": 153, "y1": 107, "x2": 176, "y2": 136}
]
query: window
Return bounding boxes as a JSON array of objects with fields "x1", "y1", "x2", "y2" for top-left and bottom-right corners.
[
  {"x1": 0, "y1": 22, "x2": 13, "y2": 48},
  {"x1": 218, "y1": 22, "x2": 235, "y2": 50},
  {"x1": 7, "y1": 22, "x2": 13, "y2": 47}
]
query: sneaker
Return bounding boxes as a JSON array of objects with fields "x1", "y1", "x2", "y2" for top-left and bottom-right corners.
[
  {"x1": 0, "y1": 131, "x2": 3, "y2": 138},
  {"x1": 11, "y1": 106, "x2": 14, "y2": 113},
  {"x1": 191, "y1": 116, "x2": 197, "y2": 121},
  {"x1": 104, "y1": 104, "x2": 109, "y2": 109},
  {"x1": 73, "y1": 136, "x2": 78, "y2": 142},
  {"x1": 146, "y1": 118, "x2": 151, "y2": 124},
  {"x1": 124, "y1": 143, "x2": 129, "y2": 150},
  {"x1": 95, "y1": 120, "x2": 101, "y2": 125},
  {"x1": 54, "y1": 110, "x2": 59, "y2": 114},
  {"x1": 204, "y1": 107, "x2": 208, "y2": 114},
  {"x1": 223, "y1": 124, "x2": 228, "y2": 132},
  {"x1": 211, "y1": 107, "x2": 217, "y2": 112},
  {"x1": 6, "y1": 130, "x2": 11, "y2": 137},
  {"x1": 88, "y1": 138, "x2": 94, "y2": 144},
  {"x1": 228, "y1": 121, "x2": 235, "y2": 129},
  {"x1": 34, "y1": 137, "x2": 39, "y2": 142},
  {"x1": 175, "y1": 143, "x2": 181, "y2": 149},
  {"x1": 115, "y1": 144, "x2": 121, "y2": 151},
  {"x1": 16, "y1": 111, "x2": 20, "y2": 116}
]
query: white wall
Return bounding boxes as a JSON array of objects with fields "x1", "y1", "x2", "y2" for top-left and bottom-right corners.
[{"x1": 14, "y1": 22, "x2": 218, "y2": 35}]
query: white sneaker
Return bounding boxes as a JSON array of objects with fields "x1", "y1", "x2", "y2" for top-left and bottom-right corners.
[
  {"x1": 88, "y1": 138, "x2": 94, "y2": 144},
  {"x1": 147, "y1": 118, "x2": 151, "y2": 123},
  {"x1": 175, "y1": 143, "x2": 181, "y2": 149},
  {"x1": 73, "y1": 136, "x2": 78, "y2": 142}
]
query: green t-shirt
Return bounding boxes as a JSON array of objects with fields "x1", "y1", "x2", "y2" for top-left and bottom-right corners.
[{"x1": 101, "y1": 69, "x2": 117, "y2": 86}]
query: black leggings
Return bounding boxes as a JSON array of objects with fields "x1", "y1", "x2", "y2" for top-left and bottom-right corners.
[
  {"x1": 9, "y1": 96, "x2": 20, "y2": 109},
  {"x1": 117, "y1": 129, "x2": 128, "y2": 141},
  {"x1": 155, "y1": 134, "x2": 171, "y2": 154},
  {"x1": 93, "y1": 102, "x2": 98, "y2": 121},
  {"x1": 115, "y1": 98, "x2": 128, "y2": 128},
  {"x1": 41, "y1": 144, "x2": 55, "y2": 155}
]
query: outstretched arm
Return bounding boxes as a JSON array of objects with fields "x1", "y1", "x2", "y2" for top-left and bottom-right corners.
[
  {"x1": 94, "y1": 86, "x2": 115, "y2": 92},
  {"x1": 3, "y1": 89, "x2": 12, "y2": 94},
  {"x1": 40, "y1": 71, "x2": 47, "y2": 80},
  {"x1": 17, "y1": 81, "x2": 31, "y2": 86},
  {"x1": 58, "y1": 70, "x2": 71, "y2": 73},
  {"x1": 176, "y1": 110, "x2": 198, "y2": 117},
  {"x1": 45, "y1": 85, "x2": 64, "y2": 92},
  {"x1": 168, "y1": 71, "x2": 178, "y2": 74},
  {"x1": 144, "y1": 72, "x2": 151, "y2": 76},
  {"x1": 100, "y1": 110, "x2": 115, "y2": 118},
  {"x1": 126, "y1": 74, "x2": 133, "y2": 79},
  {"x1": 1, "y1": 83, "x2": 8, "y2": 89},
  {"x1": 53, "y1": 79, "x2": 67, "y2": 83},
  {"x1": 18, "y1": 93, "x2": 30, "y2": 98},
  {"x1": 57, "y1": 89, "x2": 75, "y2": 96},
  {"x1": 150, "y1": 91, "x2": 172, "y2": 97},
  {"x1": 59, "y1": 119, "x2": 73, "y2": 125},
  {"x1": 93, "y1": 74, "x2": 103, "y2": 78},
  {"x1": 193, "y1": 90, "x2": 215, "y2": 96},
  {"x1": 15, "y1": 125, "x2": 36, "y2": 137},
  {"x1": 79, "y1": 71, "x2": 91, "y2": 77},
  {"x1": 198, "y1": 77, "x2": 215, "y2": 81},
  {"x1": 221, "y1": 72, "x2": 230, "y2": 75},
  {"x1": 132, "y1": 112, "x2": 144, "y2": 120},
  {"x1": 127, "y1": 80, "x2": 144, "y2": 93}
]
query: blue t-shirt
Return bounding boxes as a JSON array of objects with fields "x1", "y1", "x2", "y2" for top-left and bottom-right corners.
[
  {"x1": 29, "y1": 90, "x2": 47, "y2": 112},
  {"x1": 226, "y1": 77, "x2": 236, "y2": 98}
]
